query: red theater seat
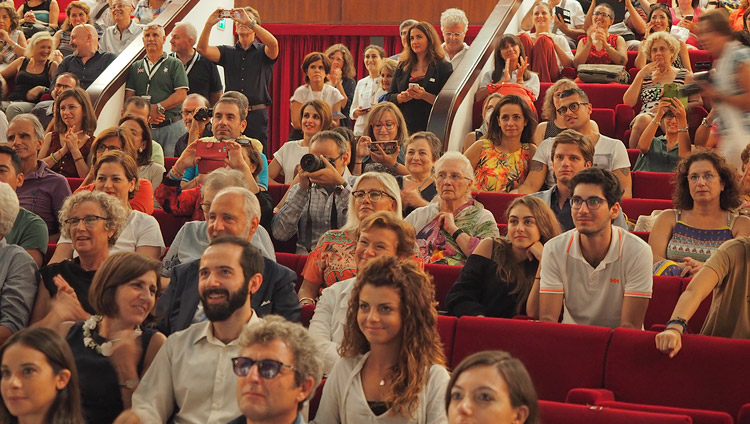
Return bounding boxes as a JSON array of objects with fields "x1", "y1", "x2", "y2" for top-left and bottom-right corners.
[
  {"x1": 276, "y1": 253, "x2": 308, "y2": 292},
  {"x1": 424, "y1": 264, "x2": 461, "y2": 311},
  {"x1": 66, "y1": 177, "x2": 84, "y2": 192},
  {"x1": 631, "y1": 230, "x2": 650, "y2": 242},
  {"x1": 152, "y1": 209, "x2": 187, "y2": 247},
  {"x1": 620, "y1": 198, "x2": 673, "y2": 221},
  {"x1": 591, "y1": 108, "x2": 616, "y2": 138},
  {"x1": 539, "y1": 401, "x2": 692, "y2": 424},
  {"x1": 632, "y1": 171, "x2": 676, "y2": 199},
  {"x1": 451, "y1": 317, "x2": 612, "y2": 401},
  {"x1": 268, "y1": 184, "x2": 290, "y2": 207},
  {"x1": 437, "y1": 315, "x2": 457, "y2": 365},
  {"x1": 473, "y1": 192, "x2": 521, "y2": 223},
  {"x1": 164, "y1": 157, "x2": 178, "y2": 171},
  {"x1": 645, "y1": 276, "x2": 683, "y2": 331}
]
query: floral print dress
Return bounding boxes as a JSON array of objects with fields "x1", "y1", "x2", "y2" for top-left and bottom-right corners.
[{"x1": 473, "y1": 139, "x2": 533, "y2": 193}]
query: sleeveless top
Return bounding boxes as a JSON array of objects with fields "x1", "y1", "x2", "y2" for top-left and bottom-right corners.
[
  {"x1": 639, "y1": 68, "x2": 688, "y2": 115},
  {"x1": 581, "y1": 33, "x2": 619, "y2": 64},
  {"x1": 8, "y1": 58, "x2": 52, "y2": 101},
  {"x1": 472, "y1": 139, "x2": 533, "y2": 192},
  {"x1": 67, "y1": 321, "x2": 156, "y2": 424},
  {"x1": 666, "y1": 210, "x2": 735, "y2": 262},
  {"x1": 24, "y1": 0, "x2": 51, "y2": 23},
  {"x1": 544, "y1": 120, "x2": 564, "y2": 139},
  {"x1": 47, "y1": 131, "x2": 93, "y2": 178},
  {"x1": 0, "y1": 30, "x2": 20, "y2": 65}
]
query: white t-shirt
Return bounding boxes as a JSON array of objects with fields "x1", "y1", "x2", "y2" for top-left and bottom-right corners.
[
  {"x1": 60, "y1": 210, "x2": 165, "y2": 257},
  {"x1": 533, "y1": 133, "x2": 630, "y2": 188},
  {"x1": 273, "y1": 140, "x2": 310, "y2": 184},
  {"x1": 350, "y1": 75, "x2": 382, "y2": 136},
  {"x1": 547, "y1": 0, "x2": 585, "y2": 40},
  {"x1": 480, "y1": 69, "x2": 541, "y2": 99},
  {"x1": 290, "y1": 84, "x2": 345, "y2": 111},
  {"x1": 539, "y1": 226, "x2": 653, "y2": 329}
]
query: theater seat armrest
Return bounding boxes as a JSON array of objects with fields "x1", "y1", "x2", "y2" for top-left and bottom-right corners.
[
  {"x1": 737, "y1": 403, "x2": 750, "y2": 424},
  {"x1": 566, "y1": 388, "x2": 615, "y2": 405}
]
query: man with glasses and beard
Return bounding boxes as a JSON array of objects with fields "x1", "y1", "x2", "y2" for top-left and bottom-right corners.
[{"x1": 119, "y1": 236, "x2": 268, "y2": 424}]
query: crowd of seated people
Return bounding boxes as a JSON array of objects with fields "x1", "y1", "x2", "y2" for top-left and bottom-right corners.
[{"x1": 0, "y1": 3, "x2": 749, "y2": 424}]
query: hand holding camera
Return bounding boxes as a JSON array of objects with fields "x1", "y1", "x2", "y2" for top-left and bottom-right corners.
[{"x1": 298, "y1": 154, "x2": 346, "y2": 188}]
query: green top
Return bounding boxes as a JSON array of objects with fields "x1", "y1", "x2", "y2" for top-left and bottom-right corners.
[
  {"x1": 633, "y1": 135, "x2": 680, "y2": 173},
  {"x1": 126, "y1": 53, "x2": 189, "y2": 121},
  {"x1": 6, "y1": 208, "x2": 48, "y2": 254}
]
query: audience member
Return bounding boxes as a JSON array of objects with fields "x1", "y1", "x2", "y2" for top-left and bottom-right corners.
[
  {"x1": 447, "y1": 196, "x2": 560, "y2": 319},
  {"x1": 376, "y1": 58, "x2": 397, "y2": 102},
  {"x1": 633, "y1": 97, "x2": 692, "y2": 172},
  {"x1": 466, "y1": 94, "x2": 538, "y2": 193},
  {"x1": 532, "y1": 129, "x2": 628, "y2": 231},
  {"x1": 288, "y1": 52, "x2": 344, "y2": 141},
  {"x1": 119, "y1": 115, "x2": 164, "y2": 192},
  {"x1": 1, "y1": 31, "x2": 57, "y2": 121},
  {"x1": 269, "y1": 99, "x2": 332, "y2": 184},
  {"x1": 741, "y1": 143, "x2": 750, "y2": 210},
  {"x1": 406, "y1": 151, "x2": 500, "y2": 266},
  {"x1": 387, "y1": 21, "x2": 453, "y2": 133},
  {"x1": 350, "y1": 44, "x2": 385, "y2": 136},
  {"x1": 100, "y1": 0, "x2": 141, "y2": 55},
  {"x1": 198, "y1": 7, "x2": 278, "y2": 146},
  {"x1": 17, "y1": 0, "x2": 60, "y2": 31},
  {"x1": 518, "y1": 2, "x2": 574, "y2": 82},
  {"x1": 463, "y1": 93, "x2": 502, "y2": 152},
  {"x1": 521, "y1": 0, "x2": 586, "y2": 49},
  {"x1": 169, "y1": 22, "x2": 223, "y2": 105},
  {"x1": 272, "y1": 130, "x2": 356, "y2": 254},
  {"x1": 298, "y1": 172, "x2": 402, "y2": 306},
  {"x1": 311, "y1": 255, "x2": 449, "y2": 423},
  {"x1": 120, "y1": 95, "x2": 164, "y2": 165},
  {"x1": 0, "y1": 145, "x2": 48, "y2": 267},
  {"x1": 634, "y1": 4, "x2": 692, "y2": 71},
  {"x1": 532, "y1": 79, "x2": 578, "y2": 144},
  {"x1": 172, "y1": 93, "x2": 211, "y2": 157},
  {"x1": 670, "y1": 0, "x2": 702, "y2": 48},
  {"x1": 440, "y1": 8, "x2": 470, "y2": 65},
  {"x1": 538, "y1": 167, "x2": 652, "y2": 329},
  {"x1": 90, "y1": 0, "x2": 114, "y2": 28},
  {"x1": 476, "y1": 34, "x2": 540, "y2": 102},
  {"x1": 156, "y1": 187, "x2": 299, "y2": 336},
  {"x1": 0, "y1": 327, "x2": 85, "y2": 424},
  {"x1": 55, "y1": 23, "x2": 114, "y2": 89},
  {"x1": 31, "y1": 190, "x2": 127, "y2": 326},
  {"x1": 7, "y1": 113, "x2": 70, "y2": 237},
  {"x1": 30, "y1": 71, "x2": 77, "y2": 129},
  {"x1": 0, "y1": 3, "x2": 27, "y2": 69},
  {"x1": 53, "y1": 2, "x2": 103, "y2": 58},
  {"x1": 0, "y1": 181, "x2": 39, "y2": 345},
  {"x1": 125, "y1": 23, "x2": 188, "y2": 157},
  {"x1": 228, "y1": 316, "x2": 323, "y2": 424},
  {"x1": 515, "y1": 88, "x2": 632, "y2": 197},
  {"x1": 39, "y1": 86, "x2": 96, "y2": 178},
  {"x1": 353, "y1": 102, "x2": 410, "y2": 176},
  {"x1": 46, "y1": 252, "x2": 165, "y2": 423},
  {"x1": 583, "y1": 0, "x2": 646, "y2": 52},
  {"x1": 573, "y1": 3, "x2": 627, "y2": 67},
  {"x1": 650, "y1": 150, "x2": 750, "y2": 276},
  {"x1": 389, "y1": 18, "x2": 417, "y2": 59},
  {"x1": 446, "y1": 350, "x2": 540, "y2": 424},
  {"x1": 324, "y1": 43, "x2": 356, "y2": 129},
  {"x1": 132, "y1": 0, "x2": 167, "y2": 25},
  {"x1": 398, "y1": 131, "x2": 442, "y2": 216}
]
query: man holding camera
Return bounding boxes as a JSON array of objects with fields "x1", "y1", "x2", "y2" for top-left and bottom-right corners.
[
  {"x1": 198, "y1": 7, "x2": 278, "y2": 151},
  {"x1": 174, "y1": 93, "x2": 212, "y2": 157},
  {"x1": 272, "y1": 130, "x2": 355, "y2": 255}
]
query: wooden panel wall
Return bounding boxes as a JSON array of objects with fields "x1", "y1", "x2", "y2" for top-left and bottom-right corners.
[{"x1": 235, "y1": 0, "x2": 496, "y2": 25}]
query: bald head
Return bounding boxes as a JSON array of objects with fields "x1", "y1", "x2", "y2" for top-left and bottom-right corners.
[{"x1": 71, "y1": 24, "x2": 97, "y2": 57}]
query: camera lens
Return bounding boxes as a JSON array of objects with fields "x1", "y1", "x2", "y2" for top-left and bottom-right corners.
[{"x1": 300, "y1": 153, "x2": 325, "y2": 173}]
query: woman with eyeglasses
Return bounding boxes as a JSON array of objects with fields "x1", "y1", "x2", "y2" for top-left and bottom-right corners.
[
  {"x1": 312, "y1": 255, "x2": 449, "y2": 424},
  {"x1": 297, "y1": 172, "x2": 403, "y2": 306},
  {"x1": 466, "y1": 95, "x2": 537, "y2": 193},
  {"x1": 633, "y1": 97, "x2": 692, "y2": 172},
  {"x1": 40, "y1": 86, "x2": 96, "y2": 178},
  {"x1": 573, "y1": 3, "x2": 627, "y2": 67},
  {"x1": 649, "y1": 150, "x2": 750, "y2": 277},
  {"x1": 406, "y1": 151, "x2": 500, "y2": 266},
  {"x1": 635, "y1": 4, "x2": 692, "y2": 72},
  {"x1": 624, "y1": 31, "x2": 700, "y2": 148},
  {"x1": 351, "y1": 44, "x2": 386, "y2": 136},
  {"x1": 0, "y1": 4, "x2": 27, "y2": 69},
  {"x1": 289, "y1": 52, "x2": 345, "y2": 141},
  {"x1": 269, "y1": 99, "x2": 332, "y2": 184},
  {"x1": 354, "y1": 102, "x2": 410, "y2": 176},
  {"x1": 476, "y1": 34, "x2": 540, "y2": 102},
  {"x1": 518, "y1": 2, "x2": 574, "y2": 83}
]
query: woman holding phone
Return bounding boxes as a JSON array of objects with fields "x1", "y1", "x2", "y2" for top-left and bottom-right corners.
[{"x1": 353, "y1": 102, "x2": 410, "y2": 176}]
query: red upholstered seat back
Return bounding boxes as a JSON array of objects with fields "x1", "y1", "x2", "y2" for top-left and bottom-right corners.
[
  {"x1": 424, "y1": 264, "x2": 461, "y2": 311},
  {"x1": 473, "y1": 192, "x2": 522, "y2": 223},
  {"x1": 152, "y1": 209, "x2": 187, "y2": 247},
  {"x1": 539, "y1": 400, "x2": 693, "y2": 424},
  {"x1": 620, "y1": 198, "x2": 673, "y2": 221},
  {"x1": 66, "y1": 177, "x2": 84, "y2": 192},
  {"x1": 591, "y1": 108, "x2": 616, "y2": 138},
  {"x1": 436, "y1": 315, "x2": 457, "y2": 365},
  {"x1": 451, "y1": 317, "x2": 612, "y2": 401},
  {"x1": 632, "y1": 171, "x2": 676, "y2": 199},
  {"x1": 275, "y1": 253, "x2": 308, "y2": 291},
  {"x1": 645, "y1": 276, "x2": 683, "y2": 331}
]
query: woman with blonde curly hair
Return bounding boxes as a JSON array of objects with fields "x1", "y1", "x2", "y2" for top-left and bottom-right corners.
[{"x1": 312, "y1": 253, "x2": 449, "y2": 423}]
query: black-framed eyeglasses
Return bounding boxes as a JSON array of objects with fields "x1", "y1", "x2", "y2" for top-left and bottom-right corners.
[
  {"x1": 556, "y1": 102, "x2": 589, "y2": 115},
  {"x1": 64, "y1": 215, "x2": 108, "y2": 227},
  {"x1": 96, "y1": 144, "x2": 122, "y2": 153},
  {"x1": 231, "y1": 357, "x2": 297, "y2": 379},
  {"x1": 325, "y1": 153, "x2": 344, "y2": 164},
  {"x1": 592, "y1": 11, "x2": 612, "y2": 18},
  {"x1": 570, "y1": 196, "x2": 607, "y2": 210},
  {"x1": 352, "y1": 189, "x2": 396, "y2": 203}
]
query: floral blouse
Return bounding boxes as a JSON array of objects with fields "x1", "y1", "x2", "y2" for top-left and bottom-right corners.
[{"x1": 473, "y1": 139, "x2": 532, "y2": 193}]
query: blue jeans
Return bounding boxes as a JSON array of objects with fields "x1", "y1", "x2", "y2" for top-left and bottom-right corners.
[{"x1": 151, "y1": 120, "x2": 186, "y2": 157}]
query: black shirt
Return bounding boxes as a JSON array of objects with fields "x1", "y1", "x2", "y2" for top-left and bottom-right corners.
[
  {"x1": 549, "y1": 186, "x2": 575, "y2": 232},
  {"x1": 56, "y1": 51, "x2": 117, "y2": 89},
  {"x1": 217, "y1": 40, "x2": 276, "y2": 105},
  {"x1": 386, "y1": 60, "x2": 453, "y2": 133},
  {"x1": 170, "y1": 51, "x2": 223, "y2": 101}
]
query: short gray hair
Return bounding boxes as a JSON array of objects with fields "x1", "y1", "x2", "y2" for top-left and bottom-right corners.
[
  {"x1": 173, "y1": 22, "x2": 197, "y2": 44},
  {"x1": 0, "y1": 182, "x2": 19, "y2": 237},
  {"x1": 343, "y1": 172, "x2": 402, "y2": 232},
  {"x1": 310, "y1": 130, "x2": 348, "y2": 155},
  {"x1": 213, "y1": 187, "x2": 261, "y2": 221},
  {"x1": 399, "y1": 19, "x2": 418, "y2": 32},
  {"x1": 184, "y1": 93, "x2": 209, "y2": 108},
  {"x1": 440, "y1": 8, "x2": 468, "y2": 29},
  {"x1": 202, "y1": 168, "x2": 248, "y2": 195},
  {"x1": 58, "y1": 190, "x2": 128, "y2": 247},
  {"x1": 10, "y1": 114, "x2": 45, "y2": 141},
  {"x1": 435, "y1": 151, "x2": 474, "y2": 199},
  {"x1": 238, "y1": 315, "x2": 323, "y2": 408}
]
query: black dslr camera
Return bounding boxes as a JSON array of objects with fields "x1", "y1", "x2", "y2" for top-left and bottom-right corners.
[
  {"x1": 193, "y1": 108, "x2": 213, "y2": 121},
  {"x1": 300, "y1": 153, "x2": 326, "y2": 173}
]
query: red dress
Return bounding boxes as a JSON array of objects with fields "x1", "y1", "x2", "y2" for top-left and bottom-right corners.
[
  {"x1": 580, "y1": 33, "x2": 619, "y2": 65},
  {"x1": 48, "y1": 131, "x2": 92, "y2": 178}
]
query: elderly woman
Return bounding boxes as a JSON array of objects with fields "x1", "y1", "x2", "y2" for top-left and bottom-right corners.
[
  {"x1": 650, "y1": 150, "x2": 750, "y2": 277},
  {"x1": 573, "y1": 3, "x2": 627, "y2": 68},
  {"x1": 297, "y1": 172, "x2": 403, "y2": 305},
  {"x1": 353, "y1": 101, "x2": 410, "y2": 176},
  {"x1": 0, "y1": 4, "x2": 27, "y2": 69},
  {"x1": 289, "y1": 52, "x2": 344, "y2": 141},
  {"x1": 53, "y1": 1, "x2": 103, "y2": 57},
  {"x1": 50, "y1": 151, "x2": 165, "y2": 265},
  {"x1": 477, "y1": 34, "x2": 540, "y2": 102},
  {"x1": 518, "y1": 2, "x2": 574, "y2": 82},
  {"x1": 0, "y1": 31, "x2": 57, "y2": 121},
  {"x1": 376, "y1": 58, "x2": 397, "y2": 103},
  {"x1": 350, "y1": 44, "x2": 385, "y2": 136},
  {"x1": 466, "y1": 94, "x2": 537, "y2": 193},
  {"x1": 633, "y1": 97, "x2": 692, "y2": 172},
  {"x1": 624, "y1": 32, "x2": 700, "y2": 148},
  {"x1": 406, "y1": 151, "x2": 500, "y2": 266},
  {"x1": 325, "y1": 43, "x2": 356, "y2": 128},
  {"x1": 398, "y1": 131, "x2": 442, "y2": 216},
  {"x1": 119, "y1": 115, "x2": 165, "y2": 192},
  {"x1": 31, "y1": 190, "x2": 128, "y2": 326},
  {"x1": 635, "y1": 4, "x2": 692, "y2": 71}
]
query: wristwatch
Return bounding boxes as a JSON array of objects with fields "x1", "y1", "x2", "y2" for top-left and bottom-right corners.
[
  {"x1": 120, "y1": 378, "x2": 140, "y2": 389},
  {"x1": 156, "y1": 103, "x2": 165, "y2": 114}
]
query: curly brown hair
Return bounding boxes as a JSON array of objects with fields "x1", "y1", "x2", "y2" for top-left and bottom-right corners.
[
  {"x1": 340, "y1": 256, "x2": 445, "y2": 419},
  {"x1": 324, "y1": 43, "x2": 356, "y2": 79},
  {"x1": 672, "y1": 149, "x2": 742, "y2": 211}
]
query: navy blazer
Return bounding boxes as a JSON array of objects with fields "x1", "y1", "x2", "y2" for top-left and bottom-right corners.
[{"x1": 155, "y1": 257, "x2": 301, "y2": 335}]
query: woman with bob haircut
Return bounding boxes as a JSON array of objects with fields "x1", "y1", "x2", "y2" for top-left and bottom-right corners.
[
  {"x1": 398, "y1": 131, "x2": 443, "y2": 216},
  {"x1": 354, "y1": 101, "x2": 410, "y2": 176},
  {"x1": 446, "y1": 196, "x2": 561, "y2": 318},
  {"x1": 312, "y1": 255, "x2": 450, "y2": 423},
  {"x1": 387, "y1": 21, "x2": 453, "y2": 133},
  {"x1": 46, "y1": 252, "x2": 165, "y2": 423},
  {"x1": 476, "y1": 34, "x2": 540, "y2": 102},
  {"x1": 649, "y1": 149, "x2": 750, "y2": 277},
  {"x1": 0, "y1": 327, "x2": 85, "y2": 424},
  {"x1": 446, "y1": 350, "x2": 539, "y2": 424},
  {"x1": 289, "y1": 51, "x2": 345, "y2": 140},
  {"x1": 466, "y1": 94, "x2": 538, "y2": 193}
]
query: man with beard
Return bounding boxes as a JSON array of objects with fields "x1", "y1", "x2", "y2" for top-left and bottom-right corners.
[
  {"x1": 155, "y1": 186, "x2": 299, "y2": 336},
  {"x1": 123, "y1": 236, "x2": 265, "y2": 424}
]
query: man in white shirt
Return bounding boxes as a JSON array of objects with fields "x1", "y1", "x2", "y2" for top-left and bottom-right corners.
[
  {"x1": 100, "y1": 0, "x2": 142, "y2": 55},
  {"x1": 440, "y1": 8, "x2": 470, "y2": 66},
  {"x1": 515, "y1": 87, "x2": 632, "y2": 197},
  {"x1": 118, "y1": 236, "x2": 265, "y2": 424},
  {"x1": 538, "y1": 167, "x2": 652, "y2": 329}
]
